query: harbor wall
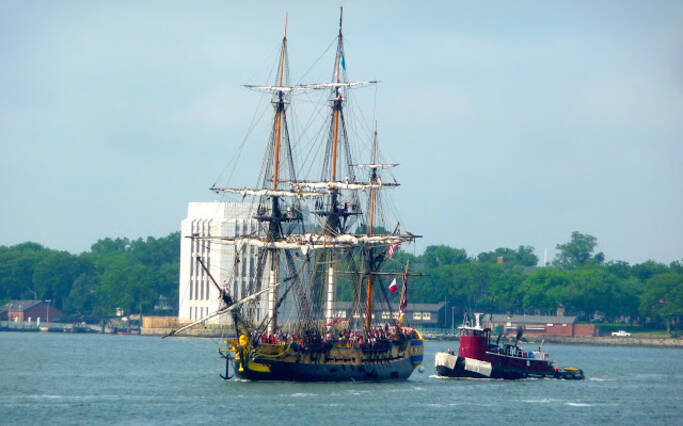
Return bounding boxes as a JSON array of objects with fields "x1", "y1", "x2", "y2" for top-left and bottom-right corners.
[
  {"x1": 140, "y1": 316, "x2": 227, "y2": 337},
  {"x1": 534, "y1": 335, "x2": 683, "y2": 347},
  {"x1": 142, "y1": 316, "x2": 178, "y2": 329},
  {"x1": 140, "y1": 327, "x2": 227, "y2": 337}
]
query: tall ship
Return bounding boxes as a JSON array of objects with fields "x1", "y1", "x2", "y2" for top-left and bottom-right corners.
[
  {"x1": 435, "y1": 314, "x2": 584, "y2": 380},
  {"x1": 169, "y1": 8, "x2": 424, "y2": 381}
]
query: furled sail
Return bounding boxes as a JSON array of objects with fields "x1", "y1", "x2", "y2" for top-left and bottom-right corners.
[
  {"x1": 285, "y1": 180, "x2": 399, "y2": 191},
  {"x1": 243, "y1": 84, "x2": 307, "y2": 93},
  {"x1": 192, "y1": 232, "x2": 416, "y2": 250},
  {"x1": 209, "y1": 186, "x2": 322, "y2": 198},
  {"x1": 296, "y1": 81, "x2": 378, "y2": 90},
  {"x1": 350, "y1": 163, "x2": 399, "y2": 169}
]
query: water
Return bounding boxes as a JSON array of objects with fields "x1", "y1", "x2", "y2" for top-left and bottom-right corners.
[{"x1": 1, "y1": 332, "x2": 681, "y2": 425}]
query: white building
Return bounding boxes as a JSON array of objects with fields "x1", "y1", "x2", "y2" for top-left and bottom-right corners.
[{"x1": 178, "y1": 202, "x2": 263, "y2": 325}]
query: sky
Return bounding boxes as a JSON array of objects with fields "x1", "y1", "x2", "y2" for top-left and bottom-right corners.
[{"x1": 1, "y1": 0, "x2": 681, "y2": 265}]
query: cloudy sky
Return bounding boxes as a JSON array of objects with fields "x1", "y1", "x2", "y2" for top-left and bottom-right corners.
[{"x1": 1, "y1": 0, "x2": 681, "y2": 264}]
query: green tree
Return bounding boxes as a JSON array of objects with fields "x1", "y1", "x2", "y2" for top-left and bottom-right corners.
[
  {"x1": 32, "y1": 251, "x2": 90, "y2": 311},
  {"x1": 520, "y1": 267, "x2": 570, "y2": 313},
  {"x1": 554, "y1": 231, "x2": 604, "y2": 269},
  {"x1": 64, "y1": 271, "x2": 100, "y2": 317},
  {"x1": 631, "y1": 260, "x2": 668, "y2": 282},
  {"x1": 605, "y1": 260, "x2": 631, "y2": 279},
  {"x1": 422, "y1": 245, "x2": 468, "y2": 268},
  {"x1": 639, "y1": 273, "x2": 683, "y2": 335},
  {"x1": 477, "y1": 245, "x2": 538, "y2": 267},
  {"x1": 0, "y1": 243, "x2": 51, "y2": 301}
]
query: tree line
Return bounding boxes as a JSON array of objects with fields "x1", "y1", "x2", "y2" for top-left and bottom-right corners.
[
  {"x1": 385, "y1": 232, "x2": 681, "y2": 334},
  {"x1": 0, "y1": 231, "x2": 680, "y2": 333},
  {"x1": 0, "y1": 234, "x2": 179, "y2": 320}
]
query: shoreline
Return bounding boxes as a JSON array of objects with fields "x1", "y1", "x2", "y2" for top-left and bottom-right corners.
[
  {"x1": 4, "y1": 327, "x2": 681, "y2": 348},
  {"x1": 529, "y1": 335, "x2": 683, "y2": 348},
  {"x1": 421, "y1": 333, "x2": 683, "y2": 348}
]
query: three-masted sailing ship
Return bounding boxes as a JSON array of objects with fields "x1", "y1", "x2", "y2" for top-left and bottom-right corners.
[{"x1": 170, "y1": 8, "x2": 424, "y2": 381}]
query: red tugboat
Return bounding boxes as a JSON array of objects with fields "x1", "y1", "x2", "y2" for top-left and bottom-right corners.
[{"x1": 435, "y1": 314, "x2": 584, "y2": 380}]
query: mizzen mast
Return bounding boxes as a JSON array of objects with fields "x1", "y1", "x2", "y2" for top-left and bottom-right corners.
[{"x1": 364, "y1": 122, "x2": 379, "y2": 333}]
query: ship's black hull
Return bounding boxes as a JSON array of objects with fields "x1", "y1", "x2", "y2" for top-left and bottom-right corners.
[{"x1": 234, "y1": 355, "x2": 418, "y2": 382}]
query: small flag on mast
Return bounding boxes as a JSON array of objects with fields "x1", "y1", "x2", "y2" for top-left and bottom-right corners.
[
  {"x1": 387, "y1": 242, "x2": 401, "y2": 259},
  {"x1": 388, "y1": 278, "x2": 398, "y2": 293},
  {"x1": 339, "y1": 49, "x2": 346, "y2": 70},
  {"x1": 397, "y1": 261, "x2": 409, "y2": 326}
]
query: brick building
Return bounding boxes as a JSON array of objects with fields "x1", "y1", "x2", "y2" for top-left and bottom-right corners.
[
  {"x1": 0, "y1": 300, "x2": 63, "y2": 323},
  {"x1": 481, "y1": 313, "x2": 599, "y2": 337}
]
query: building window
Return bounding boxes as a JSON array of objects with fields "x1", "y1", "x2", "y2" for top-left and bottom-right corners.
[
  {"x1": 352, "y1": 313, "x2": 361, "y2": 319},
  {"x1": 392, "y1": 312, "x2": 399, "y2": 319},
  {"x1": 381, "y1": 311, "x2": 390, "y2": 319},
  {"x1": 336, "y1": 310, "x2": 346, "y2": 318},
  {"x1": 189, "y1": 307, "x2": 192, "y2": 320},
  {"x1": 413, "y1": 312, "x2": 422, "y2": 320},
  {"x1": 422, "y1": 312, "x2": 431, "y2": 320}
]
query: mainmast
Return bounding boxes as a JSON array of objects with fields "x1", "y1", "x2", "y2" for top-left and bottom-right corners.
[
  {"x1": 331, "y1": 7, "x2": 343, "y2": 183},
  {"x1": 325, "y1": 7, "x2": 344, "y2": 325},
  {"x1": 323, "y1": 6, "x2": 348, "y2": 234}
]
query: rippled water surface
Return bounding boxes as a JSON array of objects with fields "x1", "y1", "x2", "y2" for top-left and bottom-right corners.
[{"x1": 1, "y1": 332, "x2": 681, "y2": 425}]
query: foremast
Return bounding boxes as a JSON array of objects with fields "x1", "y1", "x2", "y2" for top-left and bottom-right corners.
[
  {"x1": 324, "y1": 8, "x2": 347, "y2": 325},
  {"x1": 266, "y1": 16, "x2": 288, "y2": 335},
  {"x1": 208, "y1": 17, "x2": 305, "y2": 335}
]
